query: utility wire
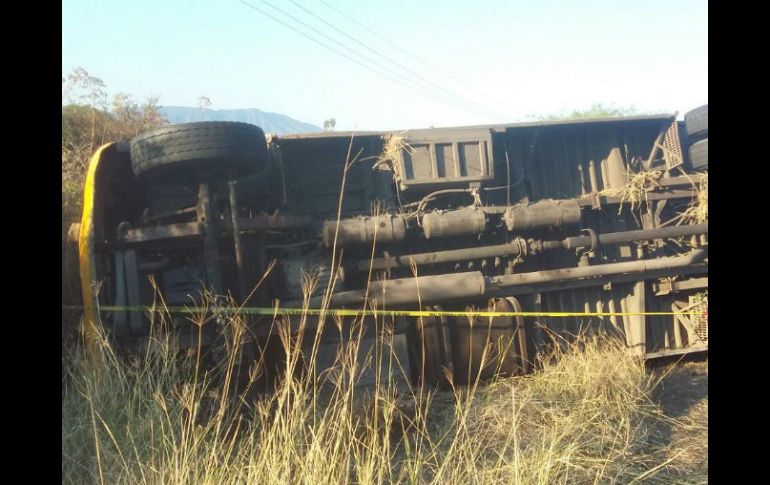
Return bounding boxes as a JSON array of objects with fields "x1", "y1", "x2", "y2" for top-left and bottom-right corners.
[
  {"x1": 314, "y1": 0, "x2": 519, "y2": 115},
  {"x1": 253, "y1": 0, "x2": 498, "y2": 119},
  {"x1": 238, "y1": 0, "x2": 496, "y2": 120},
  {"x1": 286, "y1": 0, "x2": 508, "y2": 120}
]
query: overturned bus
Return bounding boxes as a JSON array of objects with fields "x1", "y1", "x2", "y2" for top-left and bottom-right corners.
[{"x1": 73, "y1": 105, "x2": 708, "y2": 386}]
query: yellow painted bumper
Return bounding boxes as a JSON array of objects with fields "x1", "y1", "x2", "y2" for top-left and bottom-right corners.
[{"x1": 79, "y1": 142, "x2": 115, "y2": 356}]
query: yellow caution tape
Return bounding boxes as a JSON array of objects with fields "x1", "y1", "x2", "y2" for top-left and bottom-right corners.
[{"x1": 62, "y1": 305, "x2": 705, "y2": 318}]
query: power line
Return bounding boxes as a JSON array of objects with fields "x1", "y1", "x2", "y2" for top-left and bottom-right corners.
[
  {"x1": 314, "y1": 0, "x2": 519, "y2": 114},
  {"x1": 286, "y1": 0, "x2": 508, "y2": 120},
  {"x1": 237, "y1": 0, "x2": 497, "y2": 120},
  {"x1": 253, "y1": 0, "x2": 499, "y2": 119}
]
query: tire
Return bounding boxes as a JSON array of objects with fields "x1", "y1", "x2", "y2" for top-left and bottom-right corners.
[
  {"x1": 130, "y1": 122, "x2": 269, "y2": 180},
  {"x1": 684, "y1": 104, "x2": 708, "y2": 140},
  {"x1": 689, "y1": 138, "x2": 708, "y2": 170}
]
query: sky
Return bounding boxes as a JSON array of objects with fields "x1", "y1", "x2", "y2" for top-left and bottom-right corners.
[{"x1": 62, "y1": 0, "x2": 708, "y2": 131}]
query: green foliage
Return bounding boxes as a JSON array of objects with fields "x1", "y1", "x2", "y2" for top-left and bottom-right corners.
[
  {"x1": 531, "y1": 103, "x2": 641, "y2": 122},
  {"x1": 61, "y1": 67, "x2": 168, "y2": 224},
  {"x1": 565, "y1": 102, "x2": 640, "y2": 119},
  {"x1": 61, "y1": 68, "x2": 168, "y2": 311}
]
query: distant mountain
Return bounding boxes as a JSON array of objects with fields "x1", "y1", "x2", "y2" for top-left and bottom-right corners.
[{"x1": 159, "y1": 106, "x2": 322, "y2": 135}]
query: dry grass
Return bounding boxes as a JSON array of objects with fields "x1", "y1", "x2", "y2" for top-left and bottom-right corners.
[
  {"x1": 374, "y1": 134, "x2": 411, "y2": 185},
  {"x1": 682, "y1": 172, "x2": 708, "y2": 224},
  {"x1": 62, "y1": 302, "x2": 708, "y2": 484},
  {"x1": 62, "y1": 128, "x2": 706, "y2": 484},
  {"x1": 601, "y1": 169, "x2": 664, "y2": 214},
  {"x1": 601, "y1": 168, "x2": 708, "y2": 227}
]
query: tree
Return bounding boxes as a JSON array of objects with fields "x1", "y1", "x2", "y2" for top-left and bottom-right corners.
[
  {"x1": 62, "y1": 67, "x2": 169, "y2": 314},
  {"x1": 563, "y1": 103, "x2": 639, "y2": 119},
  {"x1": 198, "y1": 96, "x2": 212, "y2": 110},
  {"x1": 323, "y1": 118, "x2": 336, "y2": 131},
  {"x1": 62, "y1": 67, "x2": 168, "y2": 227},
  {"x1": 62, "y1": 67, "x2": 107, "y2": 109},
  {"x1": 531, "y1": 103, "x2": 640, "y2": 122},
  {"x1": 62, "y1": 67, "x2": 109, "y2": 156},
  {"x1": 112, "y1": 93, "x2": 167, "y2": 139}
]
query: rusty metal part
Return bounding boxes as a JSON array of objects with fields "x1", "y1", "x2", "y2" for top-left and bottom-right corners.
[
  {"x1": 672, "y1": 297, "x2": 708, "y2": 344},
  {"x1": 123, "y1": 249, "x2": 144, "y2": 335},
  {"x1": 361, "y1": 222, "x2": 705, "y2": 273},
  {"x1": 576, "y1": 189, "x2": 697, "y2": 207},
  {"x1": 657, "y1": 174, "x2": 705, "y2": 187},
  {"x1": 322, "y1": 215, "x2": 407, "y2": 247},
  {"x1": 280, "y1": 255, "x2": 341, "y2": 301},
  {"x1": 306, "y1": 271, "x2": 486, "y2": 308},
  {"x1": 507, "y1": 297, "x2": 531, "y2": 374},
  {"x1": 481, "y1": 188, "x2": 698, "y2": 214},
  {"x1": 605, "y1": 147, "x2": 629, "y2": 190},
  {"x1": 493, "y1": 263, "x2": 706, "y2": 298},
  {"x1": 117, "y1": 214, "x2": 310, "y2": 245},
  {"x1": 504, "y1": 199, "x2": 582, "y2": 232},
  {"x1": 143, "y1": 205, "x2": 198, "y2": 224},
  {"x1": 643, "y1": 120, "x2": 671, "y2": 170},
  {"x1": 663, "y1": 120, "x2": 684, "y2": 170},
  {"x1": 690, "y1": 298, "x2": 708, "y2": 342},
  {"x1": 118, "y1": 222, "x2": 202, "y2": 244},
  {"x1": 393, "y1": 128, "x2": 495, "y2": 190},
  {"x1": 422, "y1": 207, "x2": 486, "y2": 239},
  {"x1": 586, "y1": 228, "x2": 600, "y2": 253},
  {"x1": 318, "y1": 251, "x2": 706, "y2": 310},
  {"x1": 409, "y1": 305, "x2": 454, "y2": 386},
  {"x1": 653, "y1": 276, "x2": 708, "y2": 296},
  {"x1": 490, "y1": 249, "x2": 707, "y2": 291},
  {"x1": 228, "y1": 181, "x2": 247, "y2": 301},
  {"x1": 113, "y1": 251, "x2": 128, "y2": 338},
  {"x1": 136, "y1": 255, "x2": 171, "y2": 272},
  {"x1": 197, "y1": 182, "x2": 223, "y2": 294},
  {"x1": 359, "y1": 238, "x2": 526, "y2": 271},
  {"x1": 450, "y1": 298, "x2": 528, "y2": 385},
  {"x1": 415, "y1": 188, "x2": 477, "y2": 214},
  {"x1": 644, "y1": 345, "x2": 708, "y2": 360},
  {"x1": 236, "y1": 213, "x2": 311, "y2": 231},
  {"x1": 555, "y1": 223, "x2": 708, "y2": 250}
]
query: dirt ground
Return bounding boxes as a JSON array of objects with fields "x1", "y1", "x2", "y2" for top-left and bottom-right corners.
[
  {"x1": 652, "y1": 358, "x2": 709, "y2": 482},
  {"x1": 655, "y1": 359, "x2": 708, "y2": 418}
]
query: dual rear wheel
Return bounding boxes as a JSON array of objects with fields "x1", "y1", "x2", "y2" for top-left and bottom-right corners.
[
  {"x1": 684, "y1": 104, "x2": 708, "y2": 170},
  {"x1": 129, "y1": 121, "x2": 269, "y2": 182}
]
